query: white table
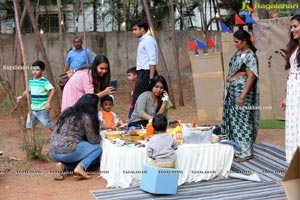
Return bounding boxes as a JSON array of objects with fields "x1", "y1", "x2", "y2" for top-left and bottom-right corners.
[{"x1": 100, "y1": 137, "x2": 234, "y2": 188}]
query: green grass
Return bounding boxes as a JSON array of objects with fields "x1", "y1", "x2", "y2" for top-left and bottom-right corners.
[{"x1": 259, "y1": 120, "x2": 285, "y2": 129}]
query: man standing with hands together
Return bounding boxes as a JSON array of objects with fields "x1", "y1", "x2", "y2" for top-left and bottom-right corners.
[{"x1": 131, "y1": 19, "x2": 158, "y2": 109}]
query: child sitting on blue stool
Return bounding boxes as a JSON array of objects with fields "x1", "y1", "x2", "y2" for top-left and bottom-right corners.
[
  {"x1": 146, "y1": 114, "x2": 178, "y2": 168},
  {"x1": 141, "y1": 114, "x2": 179, "y2": 194}
]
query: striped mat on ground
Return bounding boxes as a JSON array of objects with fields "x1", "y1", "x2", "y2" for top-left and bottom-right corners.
[{"x1": 89, "y1": 143, "x2": 288, "y2": 200}]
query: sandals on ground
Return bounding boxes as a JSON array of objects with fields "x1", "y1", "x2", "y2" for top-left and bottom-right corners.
[{"x1": 233, "y1": 155, "x2": 254, "y2": 163}]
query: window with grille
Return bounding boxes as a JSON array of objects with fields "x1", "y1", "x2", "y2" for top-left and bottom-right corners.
[{"x1": 22, "y1": 14, "x2": 61, "y2": 33}]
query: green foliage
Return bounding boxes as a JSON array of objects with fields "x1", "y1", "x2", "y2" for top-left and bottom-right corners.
[
  {"x1": 259, "y1": 120, "x2": 285, "y2": 129},
  {"x1": 19, "y1": 130, "x2": 49, "y2": 161},
  {"x1": 149, "y1": 0, "x2": 170, "y2": 29},
  {"x1": 0, "y1": 2, "x2": 14, "y2": 15},
  {"x1": 0, "y1": 94, "x2": 11, "y2": 113},
  {"x1": 99, "y1": 0, "x2": 140, "y2": 31}
]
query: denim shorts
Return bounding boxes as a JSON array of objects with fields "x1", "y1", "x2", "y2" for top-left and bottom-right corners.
[{"x1": 26, "y1": 109, "x2": 53, "y2": 129}]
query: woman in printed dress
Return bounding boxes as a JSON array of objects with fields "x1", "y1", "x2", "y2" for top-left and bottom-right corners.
[
  {"x1": 221, "y1": 29, "x2": 259, "y2": 163},
  {"x1": 280, "y1": 14, "x2": 300, "y2": 163}
]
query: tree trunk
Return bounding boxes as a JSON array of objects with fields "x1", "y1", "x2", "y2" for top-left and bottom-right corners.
[
  {"x1": 57, "y1": 0, "x2": 65, "y2": 73},
  {"x1": 12, "y1": 0, "x2": 31, "y2": 157},
  {"x1": 183, "y1": 0, "x2": 194, "y2": 28},
  {"x1": 24, "y1": 0, "x2": 61, "y2": 115},
  {"x1": 123, "y1": 2, "x2": 129, "y2": 68},
  {"x1": 93, "y1": 0, "x2": 97, "y2": 31},
  {"x1": 35, "y1": 0, "x2": 40, "y2": 59},
  {"x1": 212, "y1": 0, "x2": 220, "y2": 30},
  {"x1": 81, "y1": 0, "x2": 89, "y2": 65},
  {"x1": 55, "y1": 0, "x2": 64, "y2": 102},
  {"x1": 20, "y1": 4, "x2": 26, "y2": 27},
  {"x1": 198, "y1": 1, "x2": 208, "y2": 53},
  {"x1": 13, "y1": 0, "x2": 23, "y2": 94},
  {"x1": 142, "y1": 0, "x2": 176, "y2": 108},
  {"x1": 178, "y1": 0, "x2": 183, "y2": 30},
  {"x1": 170, "y1": 0, "x2": 184, "y2": 106}
]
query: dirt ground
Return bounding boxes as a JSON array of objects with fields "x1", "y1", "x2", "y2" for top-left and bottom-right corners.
[{"x1": 0, "y1": 88, "x2": 285, "y2": 200}]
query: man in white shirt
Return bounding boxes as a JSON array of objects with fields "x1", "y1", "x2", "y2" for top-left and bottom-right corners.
[{"x1": 131, "y1": 19, "x2": 158, "y2": 112}]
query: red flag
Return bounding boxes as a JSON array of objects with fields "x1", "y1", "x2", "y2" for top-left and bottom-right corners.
[
  {"x1": 189, "y1": 40, "x2": 198, "y2": 51},
  {"x1": 208, "y1": 37, "x2": 215, "y2": 48},
  {"x1": 235, "y1": 14, "x2": 245, "y2": 25}
]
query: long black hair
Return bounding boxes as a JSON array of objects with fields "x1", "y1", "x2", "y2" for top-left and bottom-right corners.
[
  {"x1": 91, "y1": 55, "x2": 111, "y2": 93},
  {"x1": 285, "y1": 14, "x2": 300, "y2": 70},
  {"x1": 233, "y1": 29, "x2": 257, "y2": 53},
  {"x1": 56, "y1": 94, "x2": 100, "y2": 134},
  {"x1": 147, "y1": 75, "x2": 169, "y2": 113}
]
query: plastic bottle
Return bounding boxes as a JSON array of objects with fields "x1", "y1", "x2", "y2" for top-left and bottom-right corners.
[
  {"x1": 174, "y1": 123, "x2": 183, "y2": 145},
  {"x1": 146, "y1": 121, "x2": 154, "y2": 140},
  {"x1": 191, "y1": 120, "x2": 196, "y2": 128}
]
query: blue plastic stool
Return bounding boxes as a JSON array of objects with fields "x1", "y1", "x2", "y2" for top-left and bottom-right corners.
[{"x1": 140, "y1": 165, "x2": 179, "y2": 194}]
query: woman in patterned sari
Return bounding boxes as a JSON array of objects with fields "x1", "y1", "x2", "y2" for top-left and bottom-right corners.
[{"x1": 221, "y1": 29, "x2": 259, "y2": 163}]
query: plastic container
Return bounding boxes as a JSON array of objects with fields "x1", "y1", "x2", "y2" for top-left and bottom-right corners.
[{"x1": 182, "y1": 126, "x2": 212, "y2": 144}]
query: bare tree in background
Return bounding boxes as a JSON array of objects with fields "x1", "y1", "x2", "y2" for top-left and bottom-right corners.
[
  {"x1": 171, "y1": 0, "x2": 184, "y2": 106},
  {"x1": 142, "y1": 0, "x2": 176, "y2": 108},
  {"x1": 24, "y1": 0, "x2": 61, "y2": 115}
]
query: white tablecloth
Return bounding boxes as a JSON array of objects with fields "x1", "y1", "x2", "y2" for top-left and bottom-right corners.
[{"x1": 100, "y1": 137, "x2": 234, "y2": 188}]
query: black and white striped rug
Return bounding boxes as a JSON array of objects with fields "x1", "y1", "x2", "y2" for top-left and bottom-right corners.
[{"x1": 90, "y1": 143, "x2": 288, "y2": 200}]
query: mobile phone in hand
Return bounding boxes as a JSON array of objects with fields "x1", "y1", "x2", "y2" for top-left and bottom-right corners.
[{"x1": 110, "y1": 80, "x2": 117, "y2": 90}]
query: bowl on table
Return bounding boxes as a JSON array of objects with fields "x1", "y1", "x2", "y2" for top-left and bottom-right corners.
[
  {"x1": 105, "y1": 131, "x2": 123, "y2": 140},
  {"x1": 123, "y1": 129, "x2": 146, "y2": 142}
]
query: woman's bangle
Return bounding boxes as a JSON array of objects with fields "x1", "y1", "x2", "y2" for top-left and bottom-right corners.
[{"x1": 239, "y1": 96, "x2": 245, "y2": 100}]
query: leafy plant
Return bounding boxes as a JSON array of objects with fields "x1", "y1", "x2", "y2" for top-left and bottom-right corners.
[
  {"x1": 19, "y1": 130, "x2": 49, "y2": 161},
  {"x1": 98, "y1": 0, "x2": 140, "y2": 31},
  {"x1": 0, "y1": 95, "x2": 11, "y2": 113}
]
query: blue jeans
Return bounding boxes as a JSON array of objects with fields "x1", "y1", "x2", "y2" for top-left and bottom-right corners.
[
  {"x1": 51, "y1": 141, "x2": 102, "y2": 171},
  {"x1": 26, "y1": 109, "x2": 53, "y2": 129}
]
